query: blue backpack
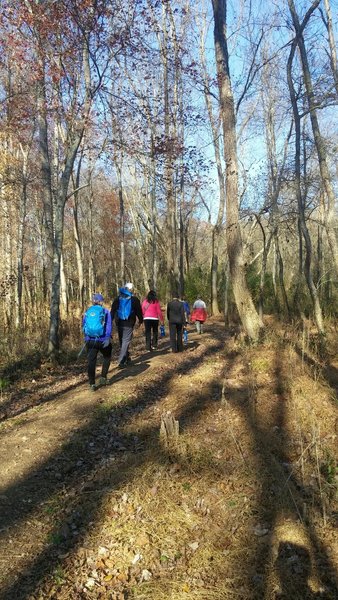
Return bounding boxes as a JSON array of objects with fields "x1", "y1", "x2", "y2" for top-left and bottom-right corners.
[
  {"x1": 84, "y1": 305, "x2": 106, "y2": 337},
  {"x1": 117, "y1": 292, "x2": 132, "y2": 320}
]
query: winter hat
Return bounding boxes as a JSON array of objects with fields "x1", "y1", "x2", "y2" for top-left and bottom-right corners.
[
  {"x1": 125, "y1": 282, "x2": 133, "y2": 291},
  {"x1": 92, "y1": 293, "x2": 104, "y2": 303}
]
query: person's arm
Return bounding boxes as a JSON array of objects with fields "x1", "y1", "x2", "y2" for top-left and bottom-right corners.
[
  {"x1": 111, "y1": 297, "x2": 119, "y2": 320},
  {"x1": 167, "y1": 303, "x2": 170, "y2": 321},
  {"x1": 157, "y1": 301, "x2": 164, "y2": 323},
  {"x1": 104, "y1": 309, "x2": 112, "y2": 338},
  {"x1": 134, "y1": 297, "x2": 143, "y2": 324}
]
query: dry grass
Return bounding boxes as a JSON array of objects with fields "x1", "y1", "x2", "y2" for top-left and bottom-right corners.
[{"x1": 0, "y1": 319, "x2": 337, "y2": 599}]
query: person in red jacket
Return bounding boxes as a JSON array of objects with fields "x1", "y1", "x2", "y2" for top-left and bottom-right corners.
[
  {"x1": 141, "y1": 290, "x2": 164, "y2": 351},
  {"x1": 191, "y1": 298, "x2": 207, "y2": 334}
]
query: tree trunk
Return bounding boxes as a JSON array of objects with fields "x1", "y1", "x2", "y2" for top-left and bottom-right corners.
[
  {"x1": 200, "y1": 27, "x2": 225, "y2": 315},
  {"x1": 162, "y1": 4, "x2": 178, "y2": 296},
  {"x1": 36, "y1": 65, "x2": 54, "y2": 271},
  {"x1": 287, "y1": 31, "x2": 325, "y2": 335},
  {"x1": 322, "y1": 0, "x2": 338, "y2": 94},
  {"x1": 150, "y1": 133, "x2": 158, "y2": 290},
  {"x1": 15, "y1": 145, "x2": 29, "y2": 328},
  {"x1": 60, "y1": 253, "x2": 68, "y2": 317},
  {"x1": 73, "y1": 199, "x2": 85, "y2": 309},
  {"x1": 211, "y1": 0, "x2": 263, "y2": 341},
  {"x1": 275, "y1": 236, "x2": 290, "y2": 318},
  {"x1": 288, "y1": 0, "x2": 338, "y2": 276}
]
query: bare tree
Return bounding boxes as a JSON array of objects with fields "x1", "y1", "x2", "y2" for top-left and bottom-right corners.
[
  {"x1": 288, "y1": 0, "x2": 338, "y2": 277},
  {"x1": 211, "y1": 0, "x2": 263, "y2": 340},
  {"x1": 287, "y1": 3, "x2": 325, "y2": 335}
]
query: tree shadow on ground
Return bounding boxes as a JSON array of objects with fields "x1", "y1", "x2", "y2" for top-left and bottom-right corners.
[
  {"x1": 234, "y1": 344, "x2": 338, "y2": 599},
  {"x1": 0, "y1": 336, "x2": 224, "y2": 599},
  {"x1": 275, "y1": 542, "x2": 325, "y2": 599},
  {"x1": 0, "y1": 341, "x2": 176, "y2": 423},
  {"x1": 1, "y1": 329, "x2": 336, "y2": 600},
  {"x1": 0, "y1": 351, "x2": 44, "y2": 382},
  {"x1": 0, "y1": 379, "x2": 85, "y2": 423},
  {"x1": 293, "y1": 344, "x2": 338, "y2": 407}
]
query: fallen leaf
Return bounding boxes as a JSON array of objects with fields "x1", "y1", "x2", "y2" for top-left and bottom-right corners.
[
  {"x1": 188, "y1": 541, "x2": 199, "y2": 551},
  {"x1": 141, "y1": 569, "x2": 152, "y2": 581},
  {"x1": 132, "y1": 553, "x2": 142, "y2": 564}
]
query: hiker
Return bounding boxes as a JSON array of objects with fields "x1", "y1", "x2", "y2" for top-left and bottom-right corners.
[
  {"x1": 111, "y1": 282, "x2": 143, "y2": 368},
  {"x1": 141, "y1": 290, "x2": 164, "y2": 351},
  {"x1": 167, "y1": 292, "x2": 186, "y2": 353},
  {"x1": 191, "y1": 297, "x2": 207, "y2": 333},
  {"x1": 82, "y1": 293, "x2": 112, "y2": 391}
]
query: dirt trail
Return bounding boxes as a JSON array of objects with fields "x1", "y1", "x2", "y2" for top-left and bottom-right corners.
[{"x1": 0, "y1": 320, "x2": 337, "y2": 600}]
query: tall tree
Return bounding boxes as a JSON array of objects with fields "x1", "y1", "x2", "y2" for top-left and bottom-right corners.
[
  {"x1": 211, "y1": 0, "x2": 263, "y2": 340},
  {"x1": 288, "y1": 0, "x2": 338, "y2": 277}
]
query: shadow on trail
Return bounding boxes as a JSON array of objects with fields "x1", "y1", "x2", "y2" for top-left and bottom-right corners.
[
  {"x1": 0, "y1": 335, "x2": 223, "y2": 600},
  {"x1": 293, "y1": 344, "x2": 338, "y2": 407},
  {"x1": 230, "y1": 344, "x2": 338, "y2": 599},
  {"x1": 0, "y1": 378, "x2": 84, "y2": 424},
  {"x1": 1, "y1": 351, "x2": 44, "y2": 382},
  {"x1": 0, "y1": 342, "x2": 172, "y2": 424},
  {"x1": 275, "y1": 542, "x2": 324, "y2": 599},
  {"x1": 2, "y1": 325, "x2": 335, "y2": 600}
]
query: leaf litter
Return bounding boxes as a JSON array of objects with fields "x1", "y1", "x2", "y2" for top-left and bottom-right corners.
[{"x1": 0, "y1": 319, "x2": 337, "y2": 599}]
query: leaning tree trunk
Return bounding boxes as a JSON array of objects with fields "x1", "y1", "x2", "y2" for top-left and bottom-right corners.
[
  {"x1": 288, "y1": 0, "x2": 338, "y2": 277},
  {"x1": 211, "y1": 0, "x2": 263, "y2": 341},
  {"x1": 287, "y1": 34, "x2": 324, "y2": 335}
]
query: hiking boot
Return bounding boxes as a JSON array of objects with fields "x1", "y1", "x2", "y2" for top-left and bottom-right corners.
[
  {"x1": 98, "y1": 377, "x2": 107, "y2": 386},
  {"x1": 118, "y1": 362, "x2": 126, "y2": 369},
  {"x1": 89, "y1": 383, "x2": 96, "y2": 391}
]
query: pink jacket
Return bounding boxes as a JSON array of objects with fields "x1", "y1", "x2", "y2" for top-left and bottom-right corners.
[{"x1": 142, "y1": 299, "x2": 163, "y2": 321}]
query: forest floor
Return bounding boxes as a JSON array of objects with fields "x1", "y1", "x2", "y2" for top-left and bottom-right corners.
[{"x1": 0, "y1": 318, "x2": 337, "y2": 600}]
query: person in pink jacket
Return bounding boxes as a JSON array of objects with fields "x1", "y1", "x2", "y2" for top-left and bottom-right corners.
[{"x1": 141, "y1": 290, "x2": 164, "y2": 351}]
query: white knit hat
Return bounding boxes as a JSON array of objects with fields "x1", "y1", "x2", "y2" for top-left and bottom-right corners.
[{"x1": 125, "y1": 282, "x2": 133, "y2": 291}]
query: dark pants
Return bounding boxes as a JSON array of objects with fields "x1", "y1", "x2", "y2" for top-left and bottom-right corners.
[
  {"x1": 169, "y1": 322, "x2": 183, "y2": 352},
  {"x1": 117, "y1": 322, "x2": 134, "y2": 364},
  {"x1": 86, "y1": 340, "x2": 112, "y2": 385},
  {"x1": 144, "y1": 319, "x2": 159, "y2": 350}
]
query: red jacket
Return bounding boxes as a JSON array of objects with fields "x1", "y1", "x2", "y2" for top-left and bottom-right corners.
[{"x1": 191, "y1": 307, "x2": 207, "y2": 323}]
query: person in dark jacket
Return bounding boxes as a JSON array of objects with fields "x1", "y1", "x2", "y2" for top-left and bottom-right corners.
[
  {"x1": 167, "y1": 293, "x2": 186, "y2": 353},
  {"x1": 82, "y1": 293, "x2": 112, "y2": 390},
  {"x1": 111, "y1": 282, "x2": 143, "y2": 367}
]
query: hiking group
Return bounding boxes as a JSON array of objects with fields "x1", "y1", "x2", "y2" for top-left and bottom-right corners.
[{"x1": 82, "y1": 284, "x2": 208, "y2": 390}]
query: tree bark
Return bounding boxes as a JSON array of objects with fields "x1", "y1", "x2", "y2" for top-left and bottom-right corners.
[
  {"x1": 288, "y1": 0, "x2": 338, "y2": 276},
  {"x1": 322, "y1": 0, "x2": 338, "y2": 94},
  {"x1": 211, "y1": 0, "x2": 263, "y2": 341},
  {"x1": 200, "y1": 26, "x2": 225, "y2": 315},
  {"x1": 287, "y1": 31, "x2": 325, "y2": 335}
]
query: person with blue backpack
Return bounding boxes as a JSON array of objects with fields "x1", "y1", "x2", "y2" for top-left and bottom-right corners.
[
  {"x1": 83, "y1": 293, "x2": 112, "y2": 390},
  {"x1": 110, "y1": 282, "x2": 143, "y2": 368}
]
